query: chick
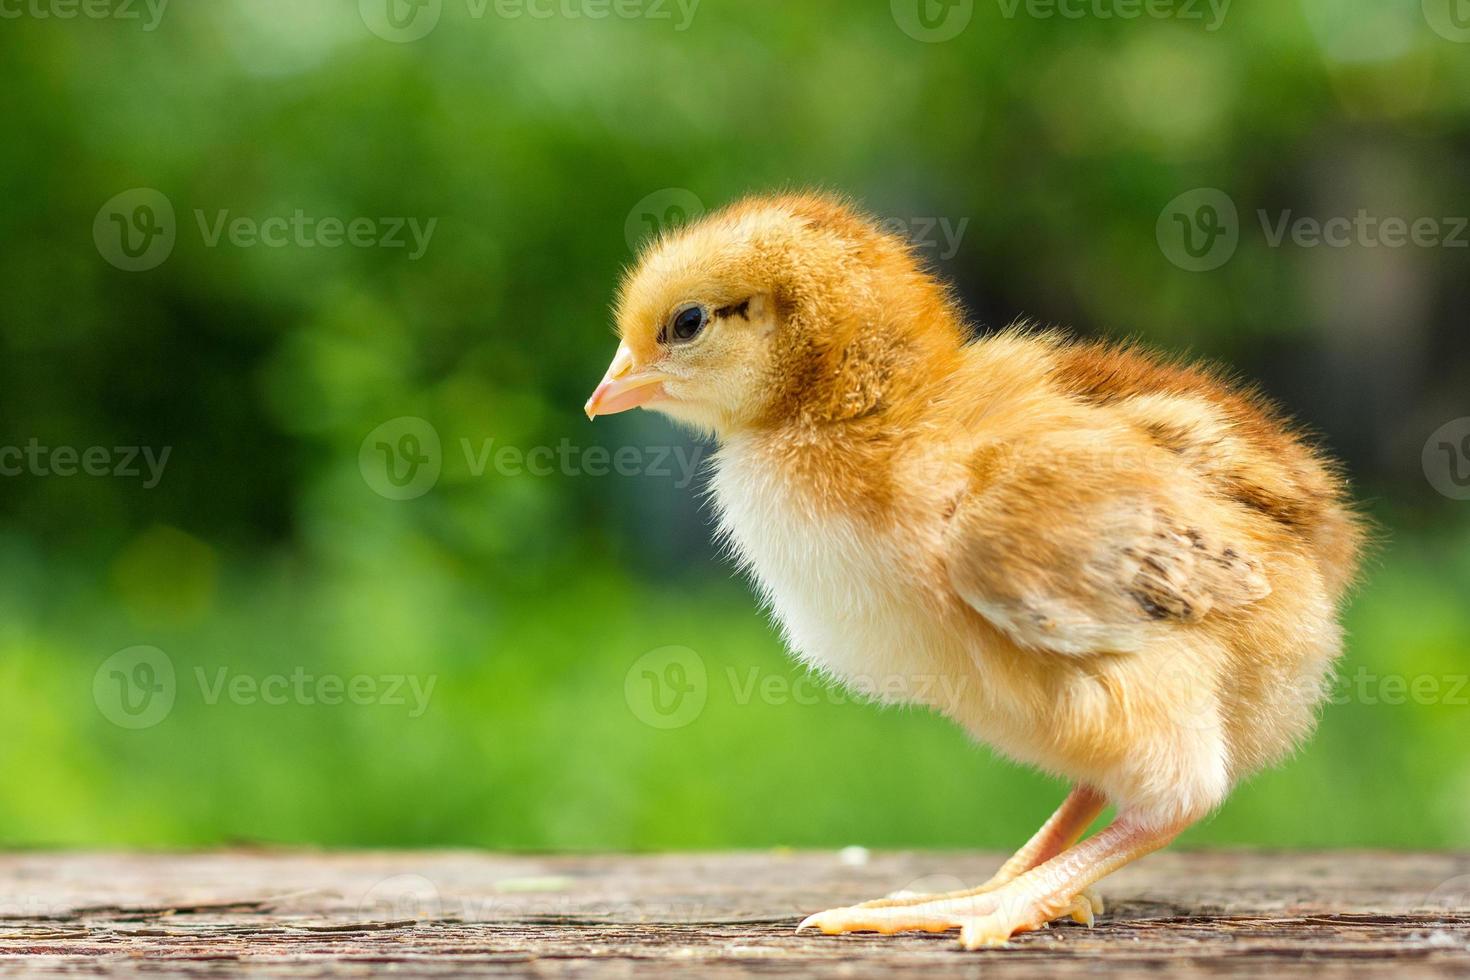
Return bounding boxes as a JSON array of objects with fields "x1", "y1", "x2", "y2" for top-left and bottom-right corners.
[{"x1": 585, "y1": 192, "x2": 1365, "y2": 948}]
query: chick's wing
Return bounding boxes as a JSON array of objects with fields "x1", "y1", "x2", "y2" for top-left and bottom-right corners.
[{"x1": 943, "y1": 440, "x2": 1271, "y2": 656}]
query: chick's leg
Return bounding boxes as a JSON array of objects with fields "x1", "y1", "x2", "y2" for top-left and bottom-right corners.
[
  {"x1": 850, "y1": 785, "x2": 1106, "y2": 913},
  {"x1": 953, "y1": 815, "x2": 1184, "y2": 948},
  {"x1": 799, "y1": 814, "x2": 1185, "y2": 946}
]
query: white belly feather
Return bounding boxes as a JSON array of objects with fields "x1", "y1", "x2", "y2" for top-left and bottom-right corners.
[{"x1": 710, "y1": 440, "x2": 966, "y2": 710}]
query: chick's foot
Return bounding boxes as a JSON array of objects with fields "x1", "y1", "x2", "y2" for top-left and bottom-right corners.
[
  {"x1": 801, "y1": 784, "x2": 1108, "y2": 939},
  {"x1": 799, "y1": 813, "x2": 1183, "y2": 949},
  {"x1": 796, "y1": 887, "x2": 1101, "y2": 941}
]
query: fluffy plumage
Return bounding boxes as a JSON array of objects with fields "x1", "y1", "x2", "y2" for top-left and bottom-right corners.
[{"x1": 589, "y1": 191, "x2": 1366, "y2": 947}]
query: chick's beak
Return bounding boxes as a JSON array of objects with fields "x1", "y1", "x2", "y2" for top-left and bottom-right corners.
[{"x1": 584, "y1": 342, "x2": 668, "y2": 420}]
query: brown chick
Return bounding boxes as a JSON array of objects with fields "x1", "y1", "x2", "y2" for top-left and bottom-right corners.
[{"x1": 585, "y1": 191, "x2": 1365, "y2": 948}]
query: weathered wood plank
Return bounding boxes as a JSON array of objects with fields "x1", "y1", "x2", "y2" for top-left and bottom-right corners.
[{"x1": 0, "y1": 851, "x2": 1467, "y2": 977}]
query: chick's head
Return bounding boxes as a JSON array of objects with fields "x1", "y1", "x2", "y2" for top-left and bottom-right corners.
[{"x1": 586, "y1": 192, "x2": 964, "y2": 436}]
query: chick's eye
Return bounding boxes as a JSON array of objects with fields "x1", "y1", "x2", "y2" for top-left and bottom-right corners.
[{"x1": 668, "y1": 304, "x2": 708, "y2": 343}]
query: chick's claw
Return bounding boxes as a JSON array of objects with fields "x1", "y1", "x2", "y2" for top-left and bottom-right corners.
[
  {"x1": 956, "y1": 895, "x2": 1091, "y2": 949},
  {"x1": 960, "y1": 914, "x2": 1030, "y2": 950},
  {"x1": 1068, "y1": 886, "x2": 1104, "y2": 926},
  {"x1": 798, "y1": 893, "x2": 998, "y2": 936},
  {"x1": 798, "y1": 907, "x2": 963, "y2": 936}
]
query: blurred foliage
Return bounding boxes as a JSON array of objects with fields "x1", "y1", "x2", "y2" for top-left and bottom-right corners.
[{"x1": 0, "y1": 0, "x2": 1467, "y2": 849}]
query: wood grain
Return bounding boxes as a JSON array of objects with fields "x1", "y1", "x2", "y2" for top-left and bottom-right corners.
[{"x1": 1, "y1": 850, "x2": 1467, "y2": 976}]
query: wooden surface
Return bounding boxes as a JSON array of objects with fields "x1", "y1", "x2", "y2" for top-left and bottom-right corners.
[{"x1": 1, "y1": 850, "x2": 1468, "y2": 977}]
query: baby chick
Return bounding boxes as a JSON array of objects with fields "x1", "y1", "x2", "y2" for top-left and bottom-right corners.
[{"x1": 586, "y1": 192, "x2": 1365, "y2": 948}]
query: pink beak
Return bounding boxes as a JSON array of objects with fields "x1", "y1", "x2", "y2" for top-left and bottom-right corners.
[{"x1": 584, "y1": 342, "x2": 668, "y2": 420}]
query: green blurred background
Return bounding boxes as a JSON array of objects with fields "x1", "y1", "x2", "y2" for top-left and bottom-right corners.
[{"x1": 1, "y1": 0, "x2": 1467, "y2": 851}]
